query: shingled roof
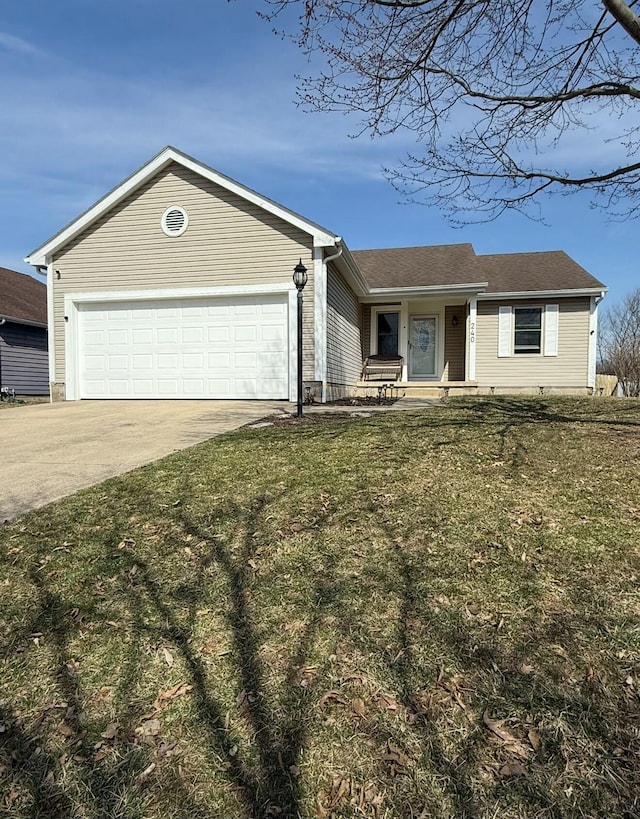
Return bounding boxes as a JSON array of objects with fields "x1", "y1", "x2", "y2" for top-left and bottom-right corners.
[
  {"x1": 475, "y1": 251, "x2": 605, "y2": 293},
  {"x1": 352, "y1": 244, "x2": 479, "y2": 289},
  {"x1": 0, "y1": 267, "x2": 47, "y2": 325},
  {"x1": 351, "y1": 245, "x2": 604, "y2": 293}
]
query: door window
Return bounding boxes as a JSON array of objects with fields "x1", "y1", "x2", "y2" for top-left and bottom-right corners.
[{"x1": 410, "y1": 317, "x2": 437, "y2": 377}]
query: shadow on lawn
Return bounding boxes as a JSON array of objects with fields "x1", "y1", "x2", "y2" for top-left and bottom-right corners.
[
  {"x1": 2, "y1": 396, "x2": 639, "y2": 818},
  {"x1": 449, "y1": 395, "x2": 640, "y2": 428},
  {"x1": 0, "y1": 493, "x2": 344, "y2": 819}
]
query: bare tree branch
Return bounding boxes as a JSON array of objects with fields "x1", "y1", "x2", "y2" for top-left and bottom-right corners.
[
  {"x1": 257, "y1": 0, "x2": 640, "y2": 221},
  {"x1": 600, "y1": 289, "x2": 640, "y2": 396}
]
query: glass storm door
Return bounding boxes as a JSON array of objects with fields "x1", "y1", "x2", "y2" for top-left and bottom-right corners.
[{"x1": 409, "y1": 317, "x2": 437, "y2": 377}]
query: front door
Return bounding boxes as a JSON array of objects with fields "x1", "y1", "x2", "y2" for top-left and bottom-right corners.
[{"x1": 409, "y1": 316, "x2": 437, "y2": 378}]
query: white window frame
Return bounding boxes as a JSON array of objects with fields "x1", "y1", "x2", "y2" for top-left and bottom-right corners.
[
  {"x1": 513, "y1": 305, "x2": 543, "y2": 355},
  {"x1": 498, "y1": 303, "x2": 559, "y2": 358},
  {"x1": 371, "y1": 305, "x2": 401, "y2": 355}
]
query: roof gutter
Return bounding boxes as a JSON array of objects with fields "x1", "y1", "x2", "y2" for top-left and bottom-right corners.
[
  {"x1": 477, "y1": 286, "x2": 607, "y2": 300},
  {"x1": 0, "y1": 314, "x2": 47, "y2": 328}
]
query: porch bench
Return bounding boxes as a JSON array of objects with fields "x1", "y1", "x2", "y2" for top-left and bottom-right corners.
[{"x1": 361, "y1": 354, "x2": 404, "y2": 381}]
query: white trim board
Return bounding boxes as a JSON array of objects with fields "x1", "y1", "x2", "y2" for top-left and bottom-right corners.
[
  {"x1": 478, "y1": 287, "x2": 606, "y2": 300},
  {"x1": 63, "y1": 283, "x2": 298, "y2": 402}
]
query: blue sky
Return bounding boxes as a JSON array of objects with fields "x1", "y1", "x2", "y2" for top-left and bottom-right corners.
[{"x1": 1, "y1": 0, "x2": 635, "y2": 305}]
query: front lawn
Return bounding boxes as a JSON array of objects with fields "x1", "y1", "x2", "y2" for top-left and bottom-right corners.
[{"x1": 1, "y1": 397, "x2": 639, "y2": 818}]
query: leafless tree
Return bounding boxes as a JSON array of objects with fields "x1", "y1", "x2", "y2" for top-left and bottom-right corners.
[
  {"x1": 260, "y1": 0, "x2": 640, "y2": 221},
  {"x1": 600, "y1": 289, "x2": 640, "y2": 396}
]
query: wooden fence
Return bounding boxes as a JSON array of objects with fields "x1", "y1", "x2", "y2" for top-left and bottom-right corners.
[{"x1": 595, "y1": 374, "x2": 619, "y2": 396}]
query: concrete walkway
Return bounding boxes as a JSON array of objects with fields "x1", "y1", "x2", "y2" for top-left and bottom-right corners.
[{"x1": 0, "y1": 400, "x2": 287, "y2": 521}]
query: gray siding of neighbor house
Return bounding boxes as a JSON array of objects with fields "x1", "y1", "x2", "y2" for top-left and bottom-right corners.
[
  {"x1": 0, "y1": 322, "x2": 49, "y2": 395},
  {"x1": 326, "y1": 265, "x2": 362, "y2": 394},
  {"x1": 475, "y1": 297, "x2": 591, "y2": 388},
  {"x1": 50, "y1": 162, "x2": 315, "y2": 393}
]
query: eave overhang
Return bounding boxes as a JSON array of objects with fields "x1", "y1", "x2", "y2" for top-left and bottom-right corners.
[
  {"x1": 477, "y1": 287, "x2": 608, "y2": 300},
  {"x1": 359, "y1": 282, "x2": 488, "y2": 303},
  {"x1": 0, "y1": 314, "x2": 47, "y2": 328}
]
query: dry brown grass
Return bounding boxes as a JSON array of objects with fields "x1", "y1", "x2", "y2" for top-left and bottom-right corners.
[{"x1": 1, "y1": 397, "x2": 639, "y2": 818}]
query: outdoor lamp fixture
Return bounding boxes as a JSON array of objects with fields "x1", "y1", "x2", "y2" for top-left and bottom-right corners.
[
  {"x1": 452, "y1": 314, "x2": 459, "y2": 326},
  {"x1": 293, "y1": 258, "x2": 308, "y2": 418}
]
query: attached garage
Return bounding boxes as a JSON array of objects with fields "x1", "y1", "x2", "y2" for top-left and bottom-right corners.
[
  {"x1": 25, "y1": 147, "x2": 343, "y2": 402},
  {"x1": 69, "y1": 291, "x2": 292, "y2": 400}
]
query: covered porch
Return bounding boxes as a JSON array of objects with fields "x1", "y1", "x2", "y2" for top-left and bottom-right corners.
[{"x1": 356, "y1": 290, "x2": 481, "y2": 398}]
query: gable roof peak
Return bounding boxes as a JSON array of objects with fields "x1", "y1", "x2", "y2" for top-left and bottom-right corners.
[{"x1": 25, "y1": 147, "x2": 339, "y2": 266}]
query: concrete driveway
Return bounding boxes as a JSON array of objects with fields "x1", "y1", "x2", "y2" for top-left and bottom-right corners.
[{"x1": 0, "y1": 400, "x2": 286, "y2": 521}]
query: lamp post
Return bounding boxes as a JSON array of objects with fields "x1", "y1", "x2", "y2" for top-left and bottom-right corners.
[{"x1": 293, "y1": 258, "x2": 308, "y2": 418}]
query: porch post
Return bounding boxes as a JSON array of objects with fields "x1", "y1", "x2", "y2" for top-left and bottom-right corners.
[
  {"x1": 467, "y1": 297, "x2": 477, "y2": 381},
  {"x1": 399, "y1": 301, "x2": 409, "y2": 381}
]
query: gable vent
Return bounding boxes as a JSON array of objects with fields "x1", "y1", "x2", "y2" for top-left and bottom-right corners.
[{"x1": 161, "y1": 205, "x2": 188, "y2": 237}]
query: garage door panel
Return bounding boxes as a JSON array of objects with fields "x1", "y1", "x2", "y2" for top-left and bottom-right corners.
[
  {"x1": 157, "y1": 328, "x2": 178, "y2": 344},
  {"x1": 157, "y1": 380, "x2": 179, "y2": 395},
  {"x1": 78, "y1": 295, "x2": 289, "y2": 399},
  {"x1": 132, "y1": 329, "x2": 153, "y2": 344}
]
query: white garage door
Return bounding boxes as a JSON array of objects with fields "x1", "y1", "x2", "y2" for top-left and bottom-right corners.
[{"x1": 78, "y1": 294, "x2": 289, "y2": 399}]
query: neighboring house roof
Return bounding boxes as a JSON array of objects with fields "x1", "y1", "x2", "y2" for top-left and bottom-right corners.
[
  {"x1": 0, "y1": 267, "x2": 47, "y2": 326},
  {"x1": 352, "y1": 245, "x2": 605, "y2": 296},
  {"x1": 25, "y1": 146, "x2": 341, "y2": 267}
]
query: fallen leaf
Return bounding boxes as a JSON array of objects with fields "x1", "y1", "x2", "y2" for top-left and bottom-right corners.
[
  {"x1": 162, "y1": 647, "x2": 174, "y2": 667},
  {"x1": 152, "y1": 682, "x2": 193, "y2": 712},
  {"x1": 136, "y1": 762, "x2": 156, "y2": 784},
  {"x1": 318, "y1": 690, "x2": 347, "y2": 709},
  {"x1": 499, "y1": 761, "x2": 527, "y2": 777},
  {"x1": 296, "y1": 666, "x2": 317, "y2": 687},
  {"x1": 341, "y1": 673, "x2": 368, "y2": 686},
  {"x1": 136, "y1": 718, "x2": 161, "y2": 743},
  {"x1": 482, "y1": 710, "x2": 529, "y2": 759},
  {"x1": 100, "y1": 722, "x2": 119, "y2": 740},
  {"x1": 528, "y1": 728, "x2": 542, "y2": 752},
  {"x1": 383, "y1": 739, "x2": 408, "y2": 774},
  {"x1": 57, "y1": 720, "x2": 74, "y2": 738},
  {"x1": 374, "y1": 692, "x2": 399, "y2": 712},
  {"x1": 351, "y1": 698, "x2": 366, "y2": 718},
  {"x1": 155, "y1": 741, "x2": 178, "y2": 759}
]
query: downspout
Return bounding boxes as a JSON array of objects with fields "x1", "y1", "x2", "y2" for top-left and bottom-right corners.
[
  {"x1": 0, "y1": 317, "x2": 5, "y2": 393},
  {"x1": 319, "y1": 239, "x2": 343, "y2": 402},
  {"x1": 589, "y1": 290, "x2": 606, "y2": 392}
]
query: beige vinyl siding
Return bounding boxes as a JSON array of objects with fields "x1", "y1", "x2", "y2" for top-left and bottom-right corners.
[
  {"x1": 326, "y1": 265, "x2": 362, "y2": 388},
  {"x1": 443, "y1": 305, "x2": 465, "y2": 381},
  {"x1": 362, "y1": 308, "x2": 372, "y2": 359},
  {"x1": 475, "y1": 297, "x2": 590, "y2": 387},
  {"x1": 51, "y1": 162, "x2": 314, "y2": 384}
]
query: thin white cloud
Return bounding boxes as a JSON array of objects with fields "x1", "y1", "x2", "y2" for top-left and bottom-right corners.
[{"x1": 0, "y1": 30, "x2": 45, "y2": 57}]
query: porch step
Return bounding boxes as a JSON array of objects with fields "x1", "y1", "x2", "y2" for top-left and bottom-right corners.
[{"x1": 354, "y1": 381, "x2": 478, "y2": 400}]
